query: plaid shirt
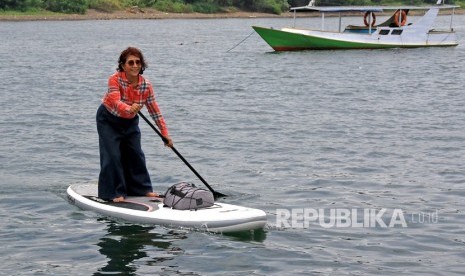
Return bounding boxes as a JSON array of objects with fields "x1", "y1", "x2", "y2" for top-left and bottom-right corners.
[{"x1": 102, "y1": 71, "x2": 169, "y2": 136}]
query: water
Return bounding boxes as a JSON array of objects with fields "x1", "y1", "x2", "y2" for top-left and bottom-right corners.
[{"x1": 1, "y1": 15, "x2": 465, "y2": 275}]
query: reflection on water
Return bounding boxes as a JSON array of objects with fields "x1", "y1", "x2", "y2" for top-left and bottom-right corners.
[
  {"x1": 94, "y1": 220, "x2": 186, "y2": 275},
  {"x1": 93, "y1": 218, "x2": 268, "y2": 275},
  {"x1": 224, "y1": 228, "x2": 267, "y2": 243}
]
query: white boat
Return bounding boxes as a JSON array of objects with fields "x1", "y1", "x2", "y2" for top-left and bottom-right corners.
[
  {"x1": 67, "y1": 183, "x2": 267, "y2": 233},
  {"x1": 252, "y1": 0, "x2": 459, "y2": 51}
]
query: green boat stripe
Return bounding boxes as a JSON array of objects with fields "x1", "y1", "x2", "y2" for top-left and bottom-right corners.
[{"x1": 252, "y1": 26, "x2": 457, "y2": 51}]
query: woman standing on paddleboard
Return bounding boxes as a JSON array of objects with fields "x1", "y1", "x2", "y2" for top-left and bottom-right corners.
[{"x1": 96, "y1": 47, "x2": 173, "y2": 202}]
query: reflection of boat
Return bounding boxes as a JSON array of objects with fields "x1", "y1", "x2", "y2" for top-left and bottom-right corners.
[
  {"x1": 252, "y1": 0, "x2": 458, "y2": 51},
  {"x1": 67, "y1": 184, "x2": 267, "y2": 233}
]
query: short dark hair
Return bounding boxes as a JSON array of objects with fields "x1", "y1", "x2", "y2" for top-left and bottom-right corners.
[{"x1": 117, "y1": 47, "x2": 147, "y2": 74}]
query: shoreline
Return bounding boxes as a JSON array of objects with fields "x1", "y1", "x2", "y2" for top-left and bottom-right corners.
[
  {"x1": 0, "y1": 7, "x2": 462, "y2": 22},
  {"x1": 0, "y1": 8, "x2": 298, "y2": 21}
]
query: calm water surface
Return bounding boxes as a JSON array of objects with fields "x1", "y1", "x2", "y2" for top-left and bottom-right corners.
[{"x1": 1, "y1": 15, "x2": 465, "y2": 275}]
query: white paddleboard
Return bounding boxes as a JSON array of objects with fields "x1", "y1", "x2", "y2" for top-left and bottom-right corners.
[{"x1": 67, "y1": 183, "x2": 267, "y2": 233}]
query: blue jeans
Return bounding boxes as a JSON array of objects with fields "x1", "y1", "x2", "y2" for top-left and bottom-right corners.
[{"x1": 96, "y1": 104, "x2": 153, "y2": 200}]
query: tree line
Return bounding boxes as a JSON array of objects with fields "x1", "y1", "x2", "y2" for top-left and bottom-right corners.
[{"x1": 0, "y1": 0, "x2": 460, "y2": 15}]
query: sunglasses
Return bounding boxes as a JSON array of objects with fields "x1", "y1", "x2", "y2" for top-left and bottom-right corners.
[{"x1": 126, "y1": 59, "x2": 141, "y2": 66}]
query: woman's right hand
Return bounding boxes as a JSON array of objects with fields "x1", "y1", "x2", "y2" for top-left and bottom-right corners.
[{"x1": 129, "y1": 103, "x2": 143, "y2": 114}]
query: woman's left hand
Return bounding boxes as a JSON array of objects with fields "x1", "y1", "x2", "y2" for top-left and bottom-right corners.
[{"x1": 163, "y1": 136, "x2": 173, "y2": 148}]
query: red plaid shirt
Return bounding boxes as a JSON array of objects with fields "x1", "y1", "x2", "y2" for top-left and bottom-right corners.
[{"x1": 102, "y1": 71, "x2": 169, "y2": 136}]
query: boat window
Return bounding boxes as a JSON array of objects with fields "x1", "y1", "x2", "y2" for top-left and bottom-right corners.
[
  {"x1": 392, "y1": 29, "x2": 403, "y2": 35},
  {"x1": 379, "y1": 29, "x2": 390, "y2": 35}
]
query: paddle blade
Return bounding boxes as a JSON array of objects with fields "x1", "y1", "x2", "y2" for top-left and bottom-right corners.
[{"x1": 214, "y1": 191, "x2": 228, "y2": 200}]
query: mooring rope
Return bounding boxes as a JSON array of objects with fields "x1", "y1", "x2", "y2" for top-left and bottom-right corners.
[{"x1": 226, "y1": 30, "x2": 255, "y2": 52}]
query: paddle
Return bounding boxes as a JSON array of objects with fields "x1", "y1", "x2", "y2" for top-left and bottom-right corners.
[{"x1": 138, "y1": 111, "x2": 227, "y2": 199}]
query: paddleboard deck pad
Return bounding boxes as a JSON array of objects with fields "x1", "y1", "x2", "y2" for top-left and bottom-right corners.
[{"x1": 67, "y1": 184, "x2": 267, "y2": 233}]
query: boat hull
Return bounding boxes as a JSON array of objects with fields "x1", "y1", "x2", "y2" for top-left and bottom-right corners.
[{"x1": 252, "y1": 26, "x2": 458, "y2": 51}]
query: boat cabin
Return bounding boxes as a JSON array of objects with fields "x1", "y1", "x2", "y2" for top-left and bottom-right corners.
[{"x1": 290, "y1": 1, "x2": 458, "y2": 35}]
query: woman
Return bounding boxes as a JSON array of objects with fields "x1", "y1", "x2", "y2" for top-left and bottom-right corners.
[{"x1": 97, "y1": 46, "x2": 173, "y2": 202}]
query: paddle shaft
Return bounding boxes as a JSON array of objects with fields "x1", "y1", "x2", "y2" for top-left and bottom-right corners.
[{"x1": 138, "y1": 111, "x2": 226, "y2": 198}]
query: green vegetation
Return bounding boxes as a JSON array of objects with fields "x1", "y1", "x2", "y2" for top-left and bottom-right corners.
[{"x1": 0, "y1": 0, "x2": 463, "y2": 15}]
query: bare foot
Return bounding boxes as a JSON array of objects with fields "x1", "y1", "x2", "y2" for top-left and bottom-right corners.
[
  {"x1": 112, "y1": 196, "x2": 125, "y2": 202},
  {"x1": 146, "y1": 192, "x2": 159, "y2": 197}
]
